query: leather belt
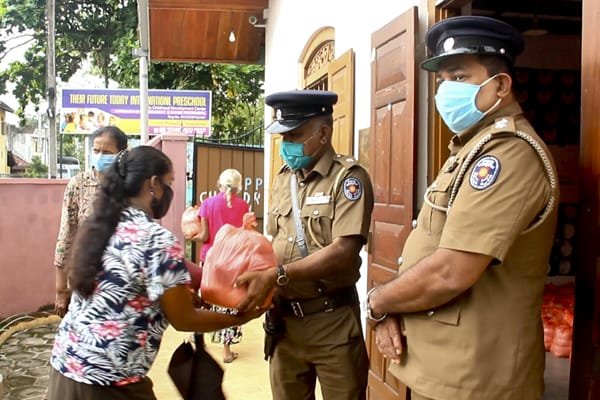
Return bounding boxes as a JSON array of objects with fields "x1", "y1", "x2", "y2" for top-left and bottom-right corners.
[{"x1": 278, "y1": 286, "x2": 357, "y2": 318}]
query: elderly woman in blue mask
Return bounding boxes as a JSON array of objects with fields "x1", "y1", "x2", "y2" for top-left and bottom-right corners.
[{"x1": 53, "y1": 125, "x2": 128, "y2": 317}]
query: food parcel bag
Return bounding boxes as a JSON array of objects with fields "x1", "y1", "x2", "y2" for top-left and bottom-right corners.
[
  {"x1": 181, "y1": 205, "x2": 201, "y2": 240},
  {"x1": 200, "y1": 213, "x2": 277, "y2": 309}
]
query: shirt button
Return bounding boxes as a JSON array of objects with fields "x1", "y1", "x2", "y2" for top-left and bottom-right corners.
[
  {"x1": 412, "y1": 219, "x2": 417, "y2": 229},
  {"x1": 427, "y1": 311, "x2": 434, "y2": 317},
  {"x1": 274, "y1": 207, "x2": 279, "y2": 213},
  {"x1": 397, "y1": 256, "x2": 403, "y2": 266},
  {"x1": 287, "y1": 236, "x2": 294, "y2": 243},
  {"x1": 312, "y1": 210, "x2": 319, "y2": 216},
  {"x1": 299, "y1": 182, "x2": 305, "y2": 187}
]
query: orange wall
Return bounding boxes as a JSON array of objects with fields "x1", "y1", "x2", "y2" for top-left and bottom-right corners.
[{"x1": 0, "y1": 133, "x2": 188, "y2": 318}]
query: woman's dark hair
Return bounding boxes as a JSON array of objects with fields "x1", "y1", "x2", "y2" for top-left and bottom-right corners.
[
  {"x1": 69, "y1": 146, "x2": 173, "y2": 297},
  {"x1": 91, "y1": 125, "x2": 128, "y2": 151}
]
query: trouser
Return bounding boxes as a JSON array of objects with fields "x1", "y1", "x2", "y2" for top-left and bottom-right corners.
[
  {"x1": 47, "y1": 368, "x2": 157, "y2": 400},
  {"x1": 269, "y1": 304, "x2": 368, "y2": 400}
]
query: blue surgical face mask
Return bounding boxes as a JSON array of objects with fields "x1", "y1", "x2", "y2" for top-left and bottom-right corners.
[
  {"x1": 434, "y1": 74, "x2": 502, "y2": 133},
  {"x1": 91, "y1": 153, "x2": 117, "y2": 173},
  {"x1": 280, "y1": 134, "x2": 318, "y2": 170}
]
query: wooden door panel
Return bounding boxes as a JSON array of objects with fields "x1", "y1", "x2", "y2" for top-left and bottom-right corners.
[
  {"x1": 569, "y1": 0, "x2": 600, "y2": 398},
  {"x1": 328, "y1": 49, "x2": 355, "y2": 156},
  {"x1": 367, "y1": 6, "x2": 418, "y2": 400}
]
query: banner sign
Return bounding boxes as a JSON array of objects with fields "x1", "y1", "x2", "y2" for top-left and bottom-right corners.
[{"x1": 60, "y1": 88, "x2": 212, "y2": 136}]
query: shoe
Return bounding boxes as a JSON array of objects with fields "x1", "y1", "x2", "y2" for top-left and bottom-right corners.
[{"x1": 223, "y1": 352, "x2": 238, "y2": 363}]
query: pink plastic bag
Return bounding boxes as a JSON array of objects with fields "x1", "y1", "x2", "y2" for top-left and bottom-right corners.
[
  {"x1": 200, "y1": 213, "x2": 277, "y2": 309},
  {"x1": 181, "y1": 205, "x2": 201, "y2": 240}
]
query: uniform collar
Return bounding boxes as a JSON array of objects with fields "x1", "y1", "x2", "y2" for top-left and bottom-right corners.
[
  {"x1": 450, "y1": 101, "x2": 524, "y2": 148},
  {"x1": 292, "y1": 146, "x2": 335, "y2": 180}
]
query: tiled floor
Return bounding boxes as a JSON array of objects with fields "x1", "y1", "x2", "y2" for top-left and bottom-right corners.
[
  {"x1": 149, "y1": 318, "x2": 274, "y2": 399},
  {"x1": 0, "y1": 316, "x2": 569, "y2": 400},
  {"x1": 543, "y1": 353, "x2": 570, "y2": 400}
]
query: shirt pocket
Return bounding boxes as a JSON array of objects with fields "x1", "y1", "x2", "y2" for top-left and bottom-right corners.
[
  {"x1": 301, "y1": 202, "x2": 335, "y2": 248},
  {"x1": 422, "y1": 173, "x2": 454, "y2": 234},
  {"x1": 414, "y1": 298, "x2": 462, "y2": 326},
  {"x1": 267, "y1": 202, "x2": 292, "y2": 238}
]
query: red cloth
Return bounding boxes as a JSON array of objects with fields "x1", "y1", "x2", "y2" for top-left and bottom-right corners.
[{"x1": 198, "y1": 192, "x2": 249, "y2": 262}]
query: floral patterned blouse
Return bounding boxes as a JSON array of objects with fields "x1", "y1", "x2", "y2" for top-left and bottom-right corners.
[
  {"x1": 54, "y1": 170, "x2": 99, "y2": 268},
  {"x1": 50, "y1": 207, "x2": 191, "y2": 386}
]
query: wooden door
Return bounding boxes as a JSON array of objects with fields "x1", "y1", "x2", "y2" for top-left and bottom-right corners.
[
  {"x1": 328, "y1": 49, "x2": 355, "y2": 156},
  {"x1": 569, "y1": 0, "x2": 600, "y2": 397},
  {"x1": 366, "y1": 7, "x2": 418, "y2": 400}
]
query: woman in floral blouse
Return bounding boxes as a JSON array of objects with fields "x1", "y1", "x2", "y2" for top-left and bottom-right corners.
[
  {"x1": 48, "y1": 146, "x2": 263, "y2": 399},
  {"x1": 54, "y1": 126, "x2": 128, "y2": 317}
]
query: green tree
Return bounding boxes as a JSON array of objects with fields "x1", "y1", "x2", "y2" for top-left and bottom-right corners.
[
  {"x1": 0, "y1": 0, "x2": 264, "y2": 142},
  {"x1": 24, "y1": 155, "x2": 47, "y2": 177}
]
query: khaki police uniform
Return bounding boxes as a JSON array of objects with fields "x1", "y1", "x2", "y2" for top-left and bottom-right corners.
[
  {"x1": 267, "y1": 147, "x2": 374, "y2": 400},
  {"x1": 389, "y1": 103, "x2": 559, "y2": 400}
]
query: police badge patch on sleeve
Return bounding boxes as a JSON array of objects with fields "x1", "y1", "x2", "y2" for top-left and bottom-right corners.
[
  {"x1": 469, "y1": 156, "x2": 501, "y2": 190},
  {"x1": 343, "y1": 177, "x2": 363, "y2": 200}
]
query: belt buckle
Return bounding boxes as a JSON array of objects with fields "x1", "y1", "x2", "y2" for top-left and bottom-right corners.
[{"x1": 290, "y1": 301, "x2": 304, "y2": 318}]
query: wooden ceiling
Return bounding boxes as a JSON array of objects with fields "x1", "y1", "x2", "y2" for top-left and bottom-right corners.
[{"x1": 148, "y1": 0, "x2": 268, "y2": 64}]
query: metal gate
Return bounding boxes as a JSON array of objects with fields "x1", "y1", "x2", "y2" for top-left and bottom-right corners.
[{"x1": 192, "y1": 138, "x2": 264, "y2": 233}]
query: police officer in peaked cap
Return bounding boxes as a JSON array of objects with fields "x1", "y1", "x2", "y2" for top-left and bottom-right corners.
[
  {"x1": 236, "y1": 89, "x2": 374, "y2": 400},
  {"x1": 367, "y1": 16, "x2": 559, "y2": 400}
]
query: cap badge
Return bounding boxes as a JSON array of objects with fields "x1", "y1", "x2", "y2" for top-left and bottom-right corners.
[
  {"x1": 276, "y1": 109, "x2": 283, "y2": 120},
  {"x1": 443, "y1": 37, "x2": 455, "y2": 52}
]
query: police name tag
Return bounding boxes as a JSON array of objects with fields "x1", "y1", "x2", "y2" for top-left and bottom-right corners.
[{"x1": 306, "y1": 194, "x2": 331, "y2": 205}]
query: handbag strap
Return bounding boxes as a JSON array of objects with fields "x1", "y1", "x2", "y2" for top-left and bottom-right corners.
[
  {"x1": 290, "y1": 173, "x2": 309, "y2": 258},
  {"x1": 193, "y1": 332, "x2": 204, "y2": 348}
]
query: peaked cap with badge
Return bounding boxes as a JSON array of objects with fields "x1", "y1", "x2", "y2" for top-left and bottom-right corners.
[
  {"x1": 265, "y1": 90, "x2": 338, "y2": 135},
  {"x1": 421, "y1": 16, "x2": 525, "y2": 72}
]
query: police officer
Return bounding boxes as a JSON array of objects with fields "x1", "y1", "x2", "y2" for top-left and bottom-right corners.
[
  {"x1": 365, "y1": 16, "x2": 559, "y2": 400},
  {"x1": 236, "y1": 90, "x2": 374, "y2": 400}
]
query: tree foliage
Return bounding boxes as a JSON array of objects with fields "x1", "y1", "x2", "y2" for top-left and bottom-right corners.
[
  {"x1": 0, "y1": 0, "x2": 264, "y2": 142},
  {"x1": 24, "y1": 154, "x2": 47, "y2": 177}
]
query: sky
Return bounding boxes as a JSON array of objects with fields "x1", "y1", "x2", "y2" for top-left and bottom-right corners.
[{"x1": 0, "y1": 30, "x2": 118, "y2": 125}]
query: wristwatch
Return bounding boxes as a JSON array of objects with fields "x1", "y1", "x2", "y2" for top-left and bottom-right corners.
[
  {"x1": 365, "y1": 286, "x2": 388, "y2": 322},
  {"x1": 276, "y1": 264, "x2": 289, "y2": 286}
]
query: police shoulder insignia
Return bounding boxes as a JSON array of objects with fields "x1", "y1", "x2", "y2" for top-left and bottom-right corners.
[
  {"x1": 469, "y1": 156, "x2": 501, "y2": 190},
  {"x1": 343, "y1": 177, "x2": 362, "y2": 201}
]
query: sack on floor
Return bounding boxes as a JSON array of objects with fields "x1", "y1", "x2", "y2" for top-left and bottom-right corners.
[
  {"x1": 200, "y1": 212, "x2": 277, "y2": 309},
  {"x1": 168, "y1": 333, "x2": 225, "y2": 400},
  {"x1": 181, "y1": 205, "x2": 202, "y2": 240}
]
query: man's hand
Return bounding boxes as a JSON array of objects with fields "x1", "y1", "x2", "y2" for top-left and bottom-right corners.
[
  {"x1": 54, "y1": 289, "x2": 71, "y2": 317},
  {"x1": 234, "y1": 268, "x2": 277, "y2": 312},
  {"x1": 375, "y1": 316, "x2": 403, "y2": 364}
]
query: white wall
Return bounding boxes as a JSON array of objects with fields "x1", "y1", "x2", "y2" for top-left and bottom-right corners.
[{"x1": 262, "y1": 0, "x2": 430, "y2": 325}]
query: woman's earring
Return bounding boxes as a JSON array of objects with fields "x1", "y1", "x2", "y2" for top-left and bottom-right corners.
[{"x1": 320, "y1": 138, "x2": 327, "y2": 144}]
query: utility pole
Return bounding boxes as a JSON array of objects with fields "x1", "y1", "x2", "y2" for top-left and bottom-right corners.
[
  {"x1": 136, "y1": 0, "x2": 149, "y2": 144},
  {"x1": 46, "y1": 0, "x2": 57, "y2": 178}
]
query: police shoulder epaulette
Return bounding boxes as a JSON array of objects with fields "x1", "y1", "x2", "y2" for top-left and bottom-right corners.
[
  {"x1": 334, "y1": 153, "x2": 360, "y2": 169},
  {"x1": 487, "y1": 116, "x2": 517, "y2": 136}
]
